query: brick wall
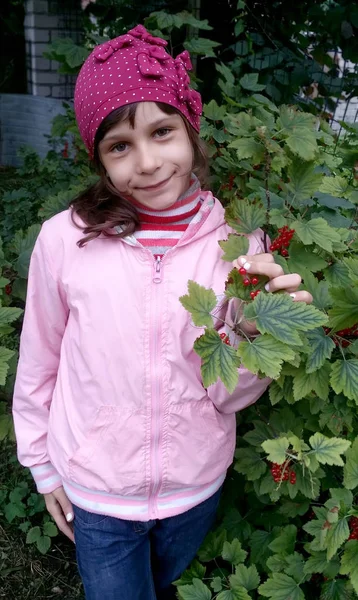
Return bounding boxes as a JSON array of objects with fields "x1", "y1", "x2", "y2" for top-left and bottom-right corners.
[
  {"x1": 0, "y1": 94, "x2": 66, "y2": 166},
  {"x1": 24, "y1": 0, "x2": 83, "y2": 99}
]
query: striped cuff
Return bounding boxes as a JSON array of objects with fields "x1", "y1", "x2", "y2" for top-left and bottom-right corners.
[{"x1": 30, "y1": 462, "x2": 62, "y2": 494}]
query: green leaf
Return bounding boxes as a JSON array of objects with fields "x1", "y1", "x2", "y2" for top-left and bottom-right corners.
[
  {"x1": 229, "y1": 138, "x2": 265, "y2": 164},
  {"x1": 184, "y1": 37, "x2": 220, "y2": 57},
  {"x1": 249, "y1": 530, "x2": 276, "y2": 567},
  {"x1": 225, "y1": 199, "x2": 266, "y2": 235},
  {"x1": 219, "y1": 234, "x2": 249, "y2": 262},
  {"x1": 287, "y1": 161, "x2": 323, "y2": 202},
  {"x1": 36, "y1": 535, "x2": 51, "y2": 555},
  {"x1": 319, "y1": 175, "x2": 350, "y2": 199},
  {"x1": 231, "y1": 564, "x2": 260, "y2": 591},
  {"x1": 234, "y1": 447, "x2": 267, "y2": 481},
  {"x1": 43, "y1": 521, "x2": 58, "y2": 537},
  {"x1": 174, "y1": 561, "x2": 206, "y2": 587},
  {"x1": 266, "y1": 555, "x2": 288, "y2": 573},
  {"x1": 217, "y1": 589, "x2": 250, "y2": 600},
  {"x1": 287, "y1": 243, "x2": 327, "y2": 275},
  {"x1": 0, "y1": 307, "x2": 23, "y2": 327},
  {"x1": 284, "y1": 553, "x2": 305, "y2": 583},
  {"x1": 327, "y1": 288, "x2": 358, "y2": 332},
  {"x1": 243, "y1": 292, "x2": 328, "y2": 346},
  {"x1": 258, "y1": 573, "x2": 304, "y2": 600},
  {"x1": 326, "y1": 518, "x2": 350, "y2": 560},
  {"x1": 222, "y1": 539, "x2": 247, "y2": 565},
  {"x1": 198, "y1": 530, "x2": 227, "y2": 562},
  {"x1": 305, "y1": 329, "x2": 335, "y2": 373},
  {"x1": 277, "y1": 106, "x2": 318, "y2": 160},
  {"x1": 301, "y1": 272, "x2": 331, "y2": 312},
  {"x1": 293, "y1": 218, "x2": 341, "y2": 252},
  {"x1": 304, "y1": 552, "x2": 333, "y2": 575},
  {"x1": 343, "y1": 437, "x2": 358, "y2": 490},
  {"x1": 194, "y1": 329, "x2": 239, "y2": 392},
  {"x1": 239, "y1": 73, "x2": 265, "y2": 92},
  {"x1": 340, "y1": 540, "x2": 358, "y2": 594},
  {"x1": 269, "y1": 525, "x2": 297, "y2": 556},
  {"x1": 261, "y1": 437, "x2": 289, "y2": 465},
  {"x1": 330, "y1": 359, "x2": 358, "y2": 403},
  {"x1": 324, "y1": 262, "x2": 352, "y2": 288},
  {"x1": 293, "y1": 361, "x2": 331, "y2": 401},
  {"x1": 320, "y1": 579, "x2": 354, "y2": 600},
  {"x1": 26, "y1": 526, "x2": 41, "y2": 544},
  {"x1": 309, "y1": 433, "x2": 350, "y2": 467},
  {"x1": 178, "y1": 578, "x2": 212, "y2": 600},
  {"x1": 237, "y1": 335, "x2": 295, "y2": 379},
  {"x1": 0, "y1": 346, "x2": 15, "y2": 386},
  {"x1": 204, "y1": 99, "x2": 227, "y2": 121},
  {"x1": 211, "y1": 577, "x2": 222, "y2": 593},
  {"x1": 179, "y1": 281, "x2": 217, "y2": 328},
  {"x1": 319, "y1": 396, "x2": 353, "y2": 436}
]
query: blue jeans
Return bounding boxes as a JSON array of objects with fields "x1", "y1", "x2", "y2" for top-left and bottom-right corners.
[{"x1": 73, "y1": 487, "x2": 222, "y2": 600}]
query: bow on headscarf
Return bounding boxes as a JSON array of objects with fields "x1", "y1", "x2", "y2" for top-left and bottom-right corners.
[
  {"x1": 137, "y1": 45, "x2": 170, "y2": 77},
  {"x1": 175, "y1": 51, "x2": 202, "y2": 116},
  {"x1": 94, "y1": 34, "x2": 133, "y2": 62},
  {"x1": 129, "y1": 24, "x2": 168, "y2": 47}
]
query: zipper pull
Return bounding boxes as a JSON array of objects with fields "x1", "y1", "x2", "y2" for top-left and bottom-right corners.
[{"x1": 153, "y1": 255, "x2": 162, "y2": 283}]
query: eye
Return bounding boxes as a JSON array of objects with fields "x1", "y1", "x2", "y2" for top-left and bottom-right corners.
[
  {"x1": 111, "y1": 142, "x2": 128, "y2": 153},
  {"x1": 155, "y1": 127, "x2": 171, "y2": 138}
]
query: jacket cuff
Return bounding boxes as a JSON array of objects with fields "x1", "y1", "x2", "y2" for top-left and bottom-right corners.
[{"x1": 30, "y1": 462, "x2": 62, "y2": 494}]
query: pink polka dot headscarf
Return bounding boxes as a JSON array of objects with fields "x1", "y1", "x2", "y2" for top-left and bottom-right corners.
[{"x1": 74, "y1": 24, "x2": 203, "y2": 157}]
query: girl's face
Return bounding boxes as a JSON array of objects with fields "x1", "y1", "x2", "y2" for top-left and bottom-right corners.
[{"x1": 98, "y1": 102, "x2": 194, "y2": 210}]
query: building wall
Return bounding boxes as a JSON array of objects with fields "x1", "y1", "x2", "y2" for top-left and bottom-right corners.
[
  {"x1": 0, "y1": 94, "x2": 66, "y2": 167},
  {"x1": 24, "y1": 0, "x2": 83, "y2": 99}
]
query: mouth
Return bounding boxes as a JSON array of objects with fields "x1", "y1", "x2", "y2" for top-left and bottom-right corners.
[{"x1": 136, "y1": 175, "x2": 172, "y2": 191}]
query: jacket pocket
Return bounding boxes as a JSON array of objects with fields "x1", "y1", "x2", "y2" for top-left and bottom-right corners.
[
  {"x1": 69, "y1": 406, "x2": 147, "y2": 496},
  {"x1": 163, "y1": 400, "x2": 236, "y2": 492}
]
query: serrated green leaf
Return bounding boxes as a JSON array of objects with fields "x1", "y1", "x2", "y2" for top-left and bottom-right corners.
[
  {"x1": 301, "y1": 272, "x2": 331, "y2": 312},
  {"x1": 211, "y1": 576, "x2": 223, "y2": 593},
  {"x1": 239, "y1": 73, "x2": 265, "y2": 92},
  {"x1": 284, "y1": 553, "x2": 305, "y2": 583},
  {"x1": 244, "y1": 293, "x2": 327, "y2": 345},
  {"x1": 305, "y1": 329, "x2": 335, "y2": 373},
  {"x1": 327, "y1": 288, "x2": 358, "y2": 332},
  {"x1": 340, "y1": 540, "x2": 358, "y2": 594},
  {"x1": 303, "y1": 552, "x2": 332, "y2": 575},
  {"x1": 287, "y1": 161, "x2": 323, "y2": 202},
  {"x1": 184, "y1": 37, "x2": 220, "y2": 57},
  {"x1": 175, "y1": 578, "x2": 212, "y2": 600},
  {"x1": 269, "y1": 381, "x2": 284, "y2": 405},
  {"x1": 258, "y1": 573, "x2": 304, "y2": 600},
  {"x1": 180, "y1": 281, "x2": 216, "y2": 328},
  {"x1": 36, "y1": 535, "x2": 51, "y2": 555},
  {"x1": 204, "y1": 99, "x2": 227, "y2": 121},
  {"x1": 0, "y1": 307, "x2": 23, "y2": 326},
  {"x1": 174, "y1": 560, "x2": 206, "y2": 587},
  {"x1": 287, "y1": 243, "x2": 327, "y2": 275},
  {"x1": 26, "y1": 526, "x2": 41, "y2": 544},
  {"x1": 222, "y1": 539, "x2": 247, "y2": 565},
  {"x1": 293, "y1": 361, "x2": 331, "y2": 400},
  {"x1": 234, "y1": 447, "x2": 267, "y2": 481},
  {"x1": 267, "y1": 555, "x2": 288, "y2": 573},
  {"x1": 217, "y1": 588, "x2": 250, "y2": 600},
  {"x1": 43, "y1": 521, "x2": 58, "y2": 537},
  {"x1": 319, "y1": 396, "x2": 353, "y2": 436},
  {"x1": 219, "y1": 234, "x2": 249, "y2": 262},
  {"x1": 261, "y1": 437, "x2": 289, "y2": 465},
  {"x1": 0, "y1": 346, "x2": 15, "y2": 386},
  {"x1": 343, "y1": 438, "x2": 358, "y2": 489},
  {"x1": 237, "y1": 334, "x2": 295, "y2": 379},
  {"x1": 319, "y1": 175, "x2": 350, "y2": 199},
  {"x1": 198, "y1": 530, "x2": 227, "y2": 562},
  {"x1": 249, "y1": 530, "x2": 277, "y2": 567},
  {"x1": 269, "y1": 525, "x2": 297, "y2": 556},
  {"x1": 326, "y1": 518, "x2": 350, "y2": 560},
  {"x1": 194, "y1": 329, "x2": 239, "y2": 392},
  {"x1": 229, "y1": 138, "x2": 265, "y2": 164},
  {"x1": 324, "y1": 262, "x2": 351, "y2": 287},
  {"x1": 293, "y1": 218, "x2": 341, "y2": 253},
  {"x1": 309, "y1": 432, "x2": 350, "y2": 466},
  {"x1": 320, "y1": 579, "x2": 354, "y2": 600},
  {"x1": 330, "y1": 359, "x2": 358, "y2": 403},
  {"x1": 230, "y1": 565, "x2": 260, "y2": 591}
]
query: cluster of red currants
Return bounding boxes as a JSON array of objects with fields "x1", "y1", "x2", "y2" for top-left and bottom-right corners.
[
  {"x1": 238, "y1": 267, "x2": 261, "y2": 299},
  {"x1": 269, "y1": 226, "x2": 295, "y2": 257},
  {"x1": 220, "y1": 332, "x2": 231, "y2": 346},
  {"x1": 348, "y1": 516, "x2": 358, "y2": 540},
  {"x1": 324, "y1": 324, "x2": 358, "y2": 348},
  {"x1": 270, "y1": 462, "x2": 296, "y2": 485}
]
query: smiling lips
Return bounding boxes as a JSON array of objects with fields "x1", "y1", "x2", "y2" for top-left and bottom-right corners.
[{"x1": 136, "y1": 175, "x2": 172, "y2": 191}]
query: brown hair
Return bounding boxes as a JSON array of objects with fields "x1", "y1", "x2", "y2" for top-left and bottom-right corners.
[{"x1": 70, "y1": 102, "x2": 209, "y2": 247}]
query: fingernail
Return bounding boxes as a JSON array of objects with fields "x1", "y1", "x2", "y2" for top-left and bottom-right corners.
[
  {"x1": 290, "y1": 293, "x2": 296, "y2": 299},
  {"x1": 239, "y1": 257, "x2": 246, "y2": 265},
  {"x1": 265, "y1": 283, "x2": 270, "y2": 292},
  {"x1": 66, "y1": 512, "x2": 74, "y2": 522},
  {"x1": 243, "y1": 262, "x2": 251, "y2": 271}
]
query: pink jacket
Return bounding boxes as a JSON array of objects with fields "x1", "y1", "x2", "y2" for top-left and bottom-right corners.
[{"x1": 12, "y1": 192, "x2": 270, "y2": 521}]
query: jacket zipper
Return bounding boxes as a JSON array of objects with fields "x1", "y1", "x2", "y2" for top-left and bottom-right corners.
[{"x1": 149, "y1": 255, "x2": 163, "y2": 518}]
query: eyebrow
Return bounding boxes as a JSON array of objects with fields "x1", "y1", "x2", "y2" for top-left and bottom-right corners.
[{"x1": 101, "y1": 117, "x2": 178, "y2": 143}]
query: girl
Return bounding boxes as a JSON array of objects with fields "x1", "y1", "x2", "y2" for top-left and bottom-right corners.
[{"x1": 12, "y1": 24, "x2": 312, "y2": 600}]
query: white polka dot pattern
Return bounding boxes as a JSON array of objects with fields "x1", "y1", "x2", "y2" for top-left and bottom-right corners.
[{"x1": 74, "y1": 24, "x2": 202, "y2": 157}]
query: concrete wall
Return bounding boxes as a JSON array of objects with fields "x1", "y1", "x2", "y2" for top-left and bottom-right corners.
[{"x1": 0, "y1": 94, "x2": 67, "y2": 167}]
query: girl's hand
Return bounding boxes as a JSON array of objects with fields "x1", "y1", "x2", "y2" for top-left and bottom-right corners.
[
  {"x1": 43, "y1": 486, "x2": 75, "y2": 543},
  {"x1": 232, "y1": 253, "x2": 313, "y2": 335}
]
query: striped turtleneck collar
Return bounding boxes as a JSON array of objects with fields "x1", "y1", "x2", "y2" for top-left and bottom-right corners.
[{"x1": 132, "y1": 175, "x2": 203, "y2": 257}]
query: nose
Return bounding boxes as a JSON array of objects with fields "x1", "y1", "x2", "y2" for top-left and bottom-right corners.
[{"x1": 135, "y1": 142, "x2": 162, "y2": 174}]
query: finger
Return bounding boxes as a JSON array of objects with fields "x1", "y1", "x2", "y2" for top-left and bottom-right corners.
[
  {"x1": 45, "y1": 498, "x2": 75, "y2": 542},
  {"x1": 52, "y1": 487, "x2": 74, "y2": 524},
  {"x1": 232, "y1": 254, "x2": 275, "y2": 269},
  {"x1": 236, "y1": 260, "x2": 285, "y2": 279},
  {"x1": 265, "y1": 274, "x2": 302, "y2": 293},
  {"x1": 289, "y1": 290, "x2": 313, "y2": 304}
]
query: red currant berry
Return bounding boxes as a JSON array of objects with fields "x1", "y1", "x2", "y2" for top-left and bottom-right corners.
[
  {"x1": 238, "y1": 267, "x2": 247, "y2": 275},
  {"x1": 281, "y1": 249, "x2": 289, "y2": 257},
  {"x1": 4, "y1": 284, "x2": 12, "y2": 295},
  {"x1": 251, "y1": 277, "x2": 259, "y2": 286},
  {"x1": 250, "y1": 291, "x2": 256, "y2": 299},
  {"x1": 243, "y1": 279, "x2": 251, "y2": 286}
]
